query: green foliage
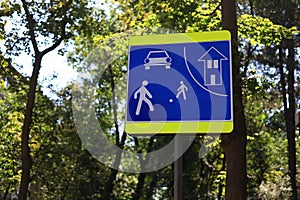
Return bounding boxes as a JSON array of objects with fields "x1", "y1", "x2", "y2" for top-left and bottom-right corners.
[
  {"x1": 27, "y1": 88, "x2": 111, "y2": 200},
  {"x1": 242, "y1": 65, "x2": 297, "y2": 198},
  {"x1": 0, "y1": 85, "x2": 23, "y2": 195},
  {"x1": 113, "y1": 0, "x2": 222, "y2": 32},
  {"x1": 185, "y1": 1, "x2": 222, "y2": 32},
  {"x1": 0, "y1": 0, "x2": 20, "y2": 40},
  {"x1": 0, "y1": 61, "x2": 27, "y2": 197},
  {"x1": 1, "y1": 0, "x2": 300, "y2": 199},
  {"x1": 1, "y1": 0, "x2": 94, "y2": 56},
  {"x1": 238, "y1": 14, "x2": 298, "y2": 46}
]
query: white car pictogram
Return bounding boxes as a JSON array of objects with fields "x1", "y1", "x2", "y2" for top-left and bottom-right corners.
[{"x1": 144, "y1": 50, "x2": 172, "y2": 70}]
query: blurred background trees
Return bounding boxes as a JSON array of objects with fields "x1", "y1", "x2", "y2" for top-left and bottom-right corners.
[{"x1": 0, "y1": 0, "x2": 299, "y2": 199}]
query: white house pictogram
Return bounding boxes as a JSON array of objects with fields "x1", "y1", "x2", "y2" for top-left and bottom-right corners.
[{"x1": 198, "y1": 47, "x2": 228, "y2": 86}]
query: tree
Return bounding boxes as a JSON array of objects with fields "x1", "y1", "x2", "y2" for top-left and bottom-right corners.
[
  {"x1": 249, "y1": 1, "x2": 299, "y2": 198},
  {"x1": 2, "y1": 0, "x2": 299, "y2": 199},
  {"x1": 1, "y1": 0, "x2": 94, "y2": 199}
]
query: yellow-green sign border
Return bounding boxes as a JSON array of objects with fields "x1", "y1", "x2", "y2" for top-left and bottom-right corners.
[
  {"x1": 129, "y1": 30, "x2": 231, "y2": 46},
  {"x1": 125, "y1": 121, "x2": 233, "y2": 134}
]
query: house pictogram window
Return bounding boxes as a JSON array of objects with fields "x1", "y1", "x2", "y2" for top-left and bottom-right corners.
[{"x1": 214, "y1": 60, "x2": 219, "y2": 68}]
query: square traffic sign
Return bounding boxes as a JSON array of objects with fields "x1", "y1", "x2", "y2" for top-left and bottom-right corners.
[{"x1": 125, "y1": 31, "x2": 233, "y2": 134}]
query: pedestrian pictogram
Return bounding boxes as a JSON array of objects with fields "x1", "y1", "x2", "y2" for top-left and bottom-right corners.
[
  {"x1": 125, "y1": 31, "x2": 233, "y2": 134},
  {"x1": 134, "y1": 80, "x2": 154, "y2": 115}
]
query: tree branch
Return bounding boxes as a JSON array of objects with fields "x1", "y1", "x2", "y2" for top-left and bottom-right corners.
[
  {"x1": 21, "y1": 0, "x2": 39, "y2": 54},
  {"x1": 108, "y1": 64, "x2": 120, "y2": 146},
  {"x1": 41, "y1": 0, "x2": 73, "y2": 55},
  {"x1": 41, "y1": 36, "x2": 64, "y2": 56}
]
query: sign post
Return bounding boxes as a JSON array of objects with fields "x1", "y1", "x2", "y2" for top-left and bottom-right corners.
[{"x1": 174, "y1": 135, "x2": 183, "y2": 200}]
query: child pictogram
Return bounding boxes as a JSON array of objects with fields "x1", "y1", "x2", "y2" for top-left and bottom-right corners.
[{"x1": 176, "y1": 81, "x2": 188, "y2": 100}]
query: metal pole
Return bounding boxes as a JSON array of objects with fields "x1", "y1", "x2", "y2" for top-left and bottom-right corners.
[{"x1": 174, "y1": 134, "x2": 183, "y2": 200}]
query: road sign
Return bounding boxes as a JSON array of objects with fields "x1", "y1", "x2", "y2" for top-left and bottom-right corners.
[{"x1": 125, "y1": 31, "x2": 233, "y2": 134}]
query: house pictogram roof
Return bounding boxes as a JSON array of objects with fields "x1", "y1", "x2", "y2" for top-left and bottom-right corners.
[{"x1": 198, "y1": 47, "x2": 227, "y2": 61}]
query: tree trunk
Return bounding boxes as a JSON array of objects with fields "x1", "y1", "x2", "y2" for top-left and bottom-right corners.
[
  {"x1": 217, "y1": 156, "x2": 226, "y2": 200},
  {"x1": 102, "y1": 131, "x2": 127, "y2": 200},
  {"x1": 132, "y1": 173, "x2": 146, "y2": 200},
  {"x1": 3, "y1": 184, "x2": 11, "y2": 200},
  {"x1": 19, "y1": 53, "x2": 43, "y2": 200},
  {"x1": 285, "y1": 39, "x2": 298, "y2": 200},
  {"x1": 221, "y1": 0, "x2": 247, "y2": 199},
  {"x1": 18, "y1": 1, "x2": 69, "y2": 198},
  {"x1": 102, "y1": 65, "x2": 127, "y2": 200},
  {"x1": 132, "y1": 137, "x2": 154, "y2": 200},
  {"x1": 279, "y1": 40, "x2": 298, "y2": 200},
  {"x1": 145, "y1": 174, "x2": 157, "y2": 199}
]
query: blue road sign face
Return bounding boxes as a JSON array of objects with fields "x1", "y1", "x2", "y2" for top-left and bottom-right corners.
[{"x1": 125, "y1": 31, "x2": 233, "y2": 134}]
